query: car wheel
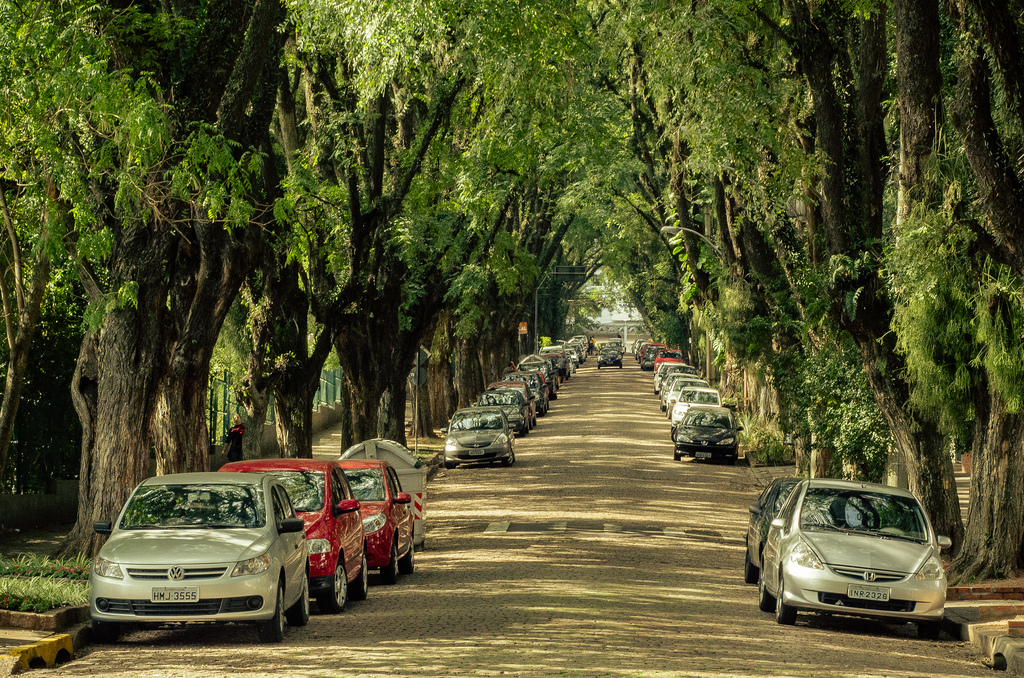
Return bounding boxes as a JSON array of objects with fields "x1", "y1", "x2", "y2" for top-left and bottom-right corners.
[
  {"x1": 318, "y1": 559, "x2": 349, "y2": 613},
  {"x1": 775, "y1": 572, "x2": 797, "y2": 625},
  {"x1": 917, "y1": 621, "x2": 942, "y2": 639},
  {"x1": 757, "y1": 569, "x2": 776, "y2": 612},
  {"x1": 380, "y1": 539, "x2": 399, "y2": 585},
  {"x1": 257, "y1": 582, "x2": 286, "y2": 643},
  {"x1": 728, "y1": 455, "x2": 738, "y2": 466},
  {"x1": 285, "y1": 573, "x2": 310, "y2": 627},
  {"x1": 350, "y1": 551, "x2": 369, "y2": 601},
  {"x1": 91, "y1": 620, "x2": 121, "y2": 644},
  {"x1": 502, "y1": 448, "x2": 515, "y2": 466},
  {"x1": 743, "y1": 545, "x2": 759, "y2": 585},
  {"x1": 673, "y1": 450, "x2": 682, "y2": 461},
  {"x1": 597, "y1": 365, "x2": 600, "y2": 369},
  {"x1": 398, "y1": 542, "x2": 415, "y2": 575},
  {"x1": 444, "y1": 460, "x2": 457, "y2": 470}
]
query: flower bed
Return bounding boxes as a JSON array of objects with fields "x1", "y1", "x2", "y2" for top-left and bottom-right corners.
[
  {"x1": 0, "y1": 554, "x2": 90, "y2": 580},
  {"x1": 0, "y1": 576, "x2": 88, "y2": 613}
]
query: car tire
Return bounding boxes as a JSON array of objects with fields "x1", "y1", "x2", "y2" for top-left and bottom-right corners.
[
  {"x1": 398, "y1": 542, "x2": 415, "y2": 575},
  {"x1": 728, "y1": 455, "x2": 738, "y2": 466},
  {"x1": 257, "y1": 582, "x2": 286, "y2": 643},
  {"x1": 757, "y1": 570, "x2": 776, "y2": 612},
  {"x1": 91, "y1": 620, "x2": 121, "y2": 644},
  {"x1": 350, "y1": 551, "x2": 369, "y2": 601},
  {"x1": 380, "y1": 540, "x2": 399, "y2": 585},
  {"x1": 917, "y1": 621, "x2": 942, "y2": 640},
  {"x1": 502, "y1": 449, "x2": 515, "y2": 466},
  {"x1": 743, "y1": 546, "x2": 759, "y2": 585},
  {"x1": 673, "y1": 450, "x2": 682, "y2": 461},
  {"x1": 775, "y1": 572, "x2": 797, "y2": 625},
  {"x1": 318, "y1": 559, "x2": 349, "y2": 613},
  {"x1": 444, "y1": 460, "x2": 457, "y2": 470},
  {"x1": 285, "y1": 574, "x2": 310, "y2": 627}
]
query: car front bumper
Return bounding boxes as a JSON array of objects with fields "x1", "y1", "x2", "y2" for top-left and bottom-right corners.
[
  {"x1": 445, "y1": 443, "x2": 513, "y2": 465},
  {"x1": 675, "y1": 442, "x2": 738, "y2": 461}
]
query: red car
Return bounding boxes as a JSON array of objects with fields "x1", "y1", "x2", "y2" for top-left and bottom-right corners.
[
  {"x1": 653, "y1": 350, "x2": 685, "y2": 374},
  {"x1": 219, "y1": 459, "x2": 368, "y2": 613},
  {"x1": 338, "y1": 460, "x2": 415, "y2": 584}
]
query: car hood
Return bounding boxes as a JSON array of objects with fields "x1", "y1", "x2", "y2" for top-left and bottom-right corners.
[
  {"x1": 101, "y1": 528, "x2": 275, "y2": 564},
  {"x1": 678, "y1": 426, "x2": 735, "y2": 443},
  {"x1": 802, "y1": 531, "x2": 932, "y2": 573},
  {"x1": 449, "y1": 430, "x2": 502, "y2": 445}
]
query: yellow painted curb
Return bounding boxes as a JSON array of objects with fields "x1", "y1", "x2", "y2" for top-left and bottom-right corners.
[{"x1": 6, "y1": 633, "x2": 73, "y2": 671}]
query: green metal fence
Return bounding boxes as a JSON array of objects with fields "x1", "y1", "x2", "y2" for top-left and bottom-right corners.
[{"x1": 207, "y1": 368, "x2": 343, "y2": 446}]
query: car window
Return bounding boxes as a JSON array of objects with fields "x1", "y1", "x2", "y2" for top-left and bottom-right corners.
[
  {"x1": 271, "y1": 487, "x2": 290, "y2": 530},
  {"x1": 343, "y1": 467, "x2": 387, "y2": 501},
  {"x1": 386, "y1": 467, "x2": 402, "y2": 495},
  {"x1": 773, "y1": 481, "x2": 799, "y2": 513},
  {"x1": 331, "y1": 468, "x2": 351, "y2": 502},
  {"x1": 683, "y1": 410, "x2": 732, "y2": 428},
  {"x1": 260, "y1": 470, "x2": 325, "y2": 513},
  {"x1": 450, "y1": 412, "x2": 504, "y2": 431},
  {"x1": 119, "y1": 483, "x2": 266, "y2": 529},
  {"x1": 798, "y1": 487, "x2": 928, "y2": 540}
]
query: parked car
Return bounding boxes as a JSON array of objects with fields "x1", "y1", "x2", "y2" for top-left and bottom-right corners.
[
  {"x1": 518, "y1": 355, "x2": 558, "y2": 399},
  {"x1": 744, "y1": 477, "x2": 802, "y2": 584},
  {"x1": 758, "y1": 479, "x2": 951, "y2": 639},
  {"x1": 219, "y1": 460, "x2": 368, "y2": 613},
  {"x1": 669, "y1": 387, "x2": 722, "y2": 429},
  {"x1": 640, "y1": 343, "x2": 667, "y2": 370},
  {"x1": 661, "y1": 375, "x2": 711, "y2": 412},
  {"x1": 500, "y1": 369, "x2": 549, "y2": 415},
  {"x1": 654, "y1": 362, "x2": 692, "y2": 394},
  {"x1": 540, "y1": 346, "x2": 569, "y2": 379},
  {"x1": 672, "y1": 405, "x2": 742, "y2": 464},
  {"x1": 442, "y1": 406, "x2": 516, "y2": 469},
  {"x1": 90, "y1": 472, "x2": 309, "y2": 644},
  {"x1": 653, "y1": 349, "x2": 685, "y2": 373},
  {"x1": 338, "y1": 460, "x2": 415, "y2": 585},
  {"x1": 477, "y1": 389, "x2": 530, "y2": 435},
  {"x1": 597, "y1": 347, "x2": 623, "y2": 368},
  {"x1": 486, "y1": 381, "x2": 536, "y2": 427}
]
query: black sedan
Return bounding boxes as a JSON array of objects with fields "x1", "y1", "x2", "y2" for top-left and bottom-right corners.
[
  {"x1": 597, "y1": 348, "x2": 622, "y2": 368},
  {"x1": 744, "y1": 476, "x2": 801, "y2": 584},
  {"x1": 673, "y1": 405, "x2": 743, "y2": 464}
]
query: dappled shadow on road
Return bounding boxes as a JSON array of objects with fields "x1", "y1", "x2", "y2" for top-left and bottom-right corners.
[{"x1": 58, "y1": 364, "x2": 991, "y2": 677}]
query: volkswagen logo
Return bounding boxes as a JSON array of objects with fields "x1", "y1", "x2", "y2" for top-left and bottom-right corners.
[
  {"x1": 167, "y1": 566, "x2": 185, "y2": 581},
  {"x1": 863, "y1": 571, "x2": 877, "y2": 582}
]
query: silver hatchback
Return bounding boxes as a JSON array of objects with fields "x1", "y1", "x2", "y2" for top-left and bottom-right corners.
[
  {"x1": 758, "y1": 479, "x2": 951, "y2": 638},
  {"x1": 89, "y1": 472, "x2": 310, "y2": 643}
]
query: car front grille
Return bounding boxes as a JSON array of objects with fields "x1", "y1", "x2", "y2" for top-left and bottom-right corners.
[
  {"x1": 829, "y1": 565, "x2": 906, "y2": 583},
  {"x1": 126, "y1": 566, "x2": 228, "y2": 581},
  {"x1": 102, "y1": 596, "x2": 260, "y2": 616},
  {"x1": 817, "y1": 592, "x2": 916, "y2": 613}
]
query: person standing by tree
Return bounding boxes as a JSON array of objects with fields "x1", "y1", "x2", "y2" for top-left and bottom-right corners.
[{"x1": 222, "y1": 414, "x2": 245, "y2": 462}]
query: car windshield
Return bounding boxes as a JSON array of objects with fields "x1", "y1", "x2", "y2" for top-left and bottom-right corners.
[
  {"x1": 342, "y1": 468, "x2": 386, "y2": 502},
  {"x1": 679, "y1": 390, "x2": 719, "y2": 404},
  {"x1": 600, "y1": 349, "x2": 618, "y2": 356},
  {"x1": 478, "y1": 392, "x2": 517, "y2": 406},
  {"x1": 683, "y1": 411, "x2": 732, "y2": 429},
  {"x1": 659, "y1": 351, "x2": 682, "y2": 360},
  {"x1": 120, "y1": 483, "x2": 265, "y2": 529},
  {"x1": 450, "y1": 412, "x2": 505, "y2": 431},
  {"x1": 798, "y1": 487, "x2": 928, "y2": 541},
  {"x1": 260, "y1": 470, "x2": 324, "y2": 512}
]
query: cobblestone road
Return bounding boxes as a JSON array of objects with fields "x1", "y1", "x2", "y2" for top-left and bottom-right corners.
[{"x1": 42, "y1": 360, "x2": 992, "y2": 677}]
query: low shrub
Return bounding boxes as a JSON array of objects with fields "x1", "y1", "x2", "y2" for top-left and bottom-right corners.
[
  {"x1": 742, "y1": 419, "x2": 791, "y2": 465},
  {"x1": 0, "y1": 576, "x2": 88, "y2": 613},
  {"x1": 0, "y1": 554, "x2": 91, "y2": 580}
]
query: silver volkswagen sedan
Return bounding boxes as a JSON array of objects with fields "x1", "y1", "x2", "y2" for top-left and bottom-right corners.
[
  {"x1": 89, "y1": 472, "x2": 309, "y2": 643},
  {"x1": 758, "y1": 479, "x2": 951, "y2": 638}
]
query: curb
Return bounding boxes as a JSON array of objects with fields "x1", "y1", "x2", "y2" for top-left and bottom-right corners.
[{"x1": 2, "y1": 622, "x2": 88, "y2": 676}]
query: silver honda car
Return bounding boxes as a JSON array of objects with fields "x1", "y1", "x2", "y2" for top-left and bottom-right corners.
[
  {"x1": 758, "y1": 479, "x2": 951, "y2": 638},
  {"x1": 89, "y1": 472, "x2": 310, "y2": 643}
]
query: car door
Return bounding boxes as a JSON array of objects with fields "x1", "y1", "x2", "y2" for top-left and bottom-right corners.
[
  {"x1": 330, "y1": 466, "x2": 363, "y2": 578},
  {"x1": 762, "y1": 482, "x2": 804, "y2": 595},
  {"x1": 272, "y1": 485, "x2": 306, "y2": 602},
  {"x1": 386, "y1": 466, "x2": 413, "y2": 556}
]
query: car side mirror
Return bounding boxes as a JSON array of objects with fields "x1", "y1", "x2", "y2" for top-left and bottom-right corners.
[
  {"x1": 395, "y1": 492, "x2": 412, "y2": 505},
  {"x1": 770, "y1": 518, "x2": 785, "y2": 530},
  {"x1": 334, "y1": 499, "x2": 360, "y2": 516},
  {"x1": 93, "y1": 521, "x2": 112, "y2": 535},
  {"x1": 748, "y1": 504, "x2": 761, "y2": 516},
  {"x1": 737, "y1": 425, "x2": 744, "y2": 431},
  {"x1": 440, "y1": 428, "x2": 448, "y2": 435},
  {"x1": 279, "y1": 517, "x2": 305, "y2": 534},
  {"x1": 937, "y1": 535, "x2": 952, "y2": 549}
]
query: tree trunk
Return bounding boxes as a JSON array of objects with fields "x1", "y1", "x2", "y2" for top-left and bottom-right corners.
[{"x1": 426, "y1": 312, "x2": 457, "y2": 432}]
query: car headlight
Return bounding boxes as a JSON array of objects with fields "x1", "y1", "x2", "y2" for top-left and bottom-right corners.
[
  {"x1": 675, "y1": 430, "x2": 692, "y2": 443},
  {"x1": 232, "y1": 553, "x2": 271, "y2": 577},
  {"x1": 362, "y1": 511, "x2": 387, "y2": 534},
  {"x1": 495, "y1": 434, "x2": 508, "y2": 445},
  {"x1": 789, "y1": 540, "x2": 825, "y2": 570},
  {"x1": 445, "y1": 438, "x2": 458, "y2": 451},
  {"x1": 93, "y1": 556, "x2": 124, "y2": 580},
  {"x1": 916, "y1": 554, "x2": 946, "y2": 581},
  {"x1": 719, "y1": 437, "x2": 735, "y2": 445},
  {"x1": 307, "y1": 538, "x2": 331, "y2": 555}
]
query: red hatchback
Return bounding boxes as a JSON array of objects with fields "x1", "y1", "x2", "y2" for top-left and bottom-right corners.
[
  {"x1": 338, "y1": 460, "x2": 415, "y2": 584},
  {"x1": 219, "y1": 459, "x2": 368, "y2": 613}
]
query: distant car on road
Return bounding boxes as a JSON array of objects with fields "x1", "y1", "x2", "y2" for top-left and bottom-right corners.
[
  {"x1": 597, "y1": 347, "x2": 623, "y2": 368},
  {"x1": 442, "y1": 406, "x2": 516, "y2": 469},
  {"x1": 758, "y1": 479, "x2": 951, "y2": 639},
  {"x1": 89, "y1": 472, "x2": 309, "y2": 644},
  {"x1": 338, "y1": 460, "x2": 415, "y2": 585},
  {"x1": 500, "y1": 370, "x2": 550, "y2": 416},
  {"x1": 219, "y1": 459, "x2": 369, "y2": 613},
  {"x1": 477, "y1": 388, "x2": 530, "y2": 435},
  {"x1": 673, "y1": 405, "x2": 742, "y2": 464}
]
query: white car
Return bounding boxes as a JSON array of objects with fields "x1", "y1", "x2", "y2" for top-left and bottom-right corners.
[
  {"x1": 670, "y1": 387, "x2": 721, "y2": 431},
  {"x1": 660, "y1": 375, "x2": 710, "y2": 412},
  {"x1": 758, "y1": 479, "x2": 951, "y2": 639},
  {"x1": 90, "y1": 472, "x2": 310, "y2": 643}
]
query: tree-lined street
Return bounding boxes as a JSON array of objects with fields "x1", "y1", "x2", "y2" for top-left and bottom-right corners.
[{"x1": 40, "y1": 361, "x2": 990, "y2": 677}]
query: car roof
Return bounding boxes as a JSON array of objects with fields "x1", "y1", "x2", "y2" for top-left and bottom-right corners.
[
  {"x1": 453, "y1": 406, "x2": 505, "y2": 415},
  {"x1": 141, "y1": 471, "x2": 266, "y2": 486},
  {"x1": 685, "y1": 404, "x2": 733, "y2": 416},
  {"x1": 800, "y1": 478, "x2": 919, "y2": 499},
  {"x1": 337, "y1": 459, "x2": 392, "y2": 471},
  {"x1": 220, "y1": 459, "x2": 336, "y2": 473},
  {"x1": 680, "y1": 386, "x2": 719, "y2": 394}
]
